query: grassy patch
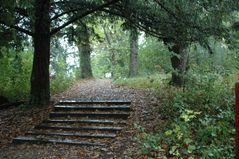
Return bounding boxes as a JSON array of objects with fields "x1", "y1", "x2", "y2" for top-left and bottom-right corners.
[{"x1": 114, "y1": 74, "x2": 170, "y2": 89}]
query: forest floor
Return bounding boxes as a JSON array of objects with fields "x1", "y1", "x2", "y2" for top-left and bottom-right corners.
[{"x1": 0, "y1": 79, "x2": 165, "y2": 159}]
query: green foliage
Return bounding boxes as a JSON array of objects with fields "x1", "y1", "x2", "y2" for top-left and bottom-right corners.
[
  {"x1": 92, "y1": 34, "x2": 172, "y2": 79},
  {"x1": 163, "y1": 109, "x2": 200, "y2": 157},
  {"x1": 50, "y1": 39, "x2": 77, "y2": 94},
  {"x1": 50, "y1": 39, "x2": 79, "y2": 94},
  {"x1": 139, "y1": 37, "x2": 171, "y2": 75},
  {"x1": 0, "y1": 47, "x2": 76, "y2": 101},
  {"x1": 189, "y1": 39, "x2": 239, "y2": 75},
  {"x1": 0, "y1": 48, "x2": 32, "y2": 100},
  {"x1": 50, "y1": 74, "x2": 75, "y2": 94},
  {"x1": 92, "y1": 20, "x2": 130, "y2": 78},
  {"x1": 0, "y1": 0, "x2": 15, "y2": 24},
  {"x1": 117, "y1": 37, "x2": 237, "y2": 158},
  {"x1": 116, "y1": 0, "x2": 238, "y2": 47},
  {"x1": 133, "y1": 73, "x2": 234, "y2": 158},
  {"x1": 114, "y1": 74, "x2": 169, "y2": 89}
]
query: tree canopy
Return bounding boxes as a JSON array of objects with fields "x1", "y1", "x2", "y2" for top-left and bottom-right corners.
[{"x1": 1, "y1": 0, "x2": 239, "y2": 102}]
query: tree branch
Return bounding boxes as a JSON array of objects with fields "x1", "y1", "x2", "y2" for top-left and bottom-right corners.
[
  {"x1": 14, "y1": 7, "x2": 29, "y2": 17},
  {"x1": 153, "y1": 0, "x2": 179, "y2": 20},
  {"x1": 11, "y1": 25, "x2": 33, "y2": 36},
  {"x1": 132, "y1": 22, "x2": 166, "y2": 39},
  {"x1": 0, "y1": 20, "x2": 33, "y2": 36},
  {"x1": 50, "y1": 0, "x2": 120, "y2": 35},
  {"x1": 154, "y1": 0, "x2": 222, "y2": 36},
  {"x1": 101, "y1": 8, "x2": 168, "y2": 39},
  {"x1": 51, "y1": 7, "x2": 83, "y2": 21},
  {"x1": 50, "y1": 1, "x2": 70, "y2": 6}
]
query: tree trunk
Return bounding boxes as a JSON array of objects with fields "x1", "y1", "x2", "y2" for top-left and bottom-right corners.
[
  {"x1": 30, "y1": 0, "x2": 50, "y2": 105},
  {"x1": 169, "y1": 44, "x2": 189, "y2": 86},
  {"x1": 129, "y1": 29, "x2": 138, "y2": 77},
  {"x1": 77, "y1": 23, "x2": 93, "y2": 79}
]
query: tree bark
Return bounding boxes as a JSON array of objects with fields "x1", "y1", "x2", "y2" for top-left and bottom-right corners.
[
  {"x1": 30, "y1": 0, "x2": 50, "y2": 105},
  {"x1": 129, "y1": 28, "x2": 138, "y2": 77},
  {"x1": 77, "y1": 23, "x2": 93, "y2": 79},
  {"x1": 169, "y1": 44, "x2": 189, "y2": 86}
]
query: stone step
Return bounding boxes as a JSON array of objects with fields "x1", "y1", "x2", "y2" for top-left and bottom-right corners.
[
  {"x1": 50, "y1": 112, "x2": 130, "y2": 119},
  {"x1": 25, "y1": 132, "x2": 116, "y2": 138},
  {"x1": 35, "y1": 125, "x2": 122, "y2": 132},
  {"x1": 54, "y1": 105, "x2": 131, "y2": 111},
  {"x1": 58, "y1": 99, "x2": 131, "y2": 105},
  {"x1": 13, "y1": 98, "x2": 131, "y2": 146},
  {"x1": 43, "y1": 119, "x2": 115, "y2": 125},
  {"x1": 13, "y1": 136, "x2": 104, "y2": 146}
]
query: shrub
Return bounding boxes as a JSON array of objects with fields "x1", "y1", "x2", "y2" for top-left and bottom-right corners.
[
  {"x1": 50, "y1": 73, "x2": 75, "y2": 94},
  {"x1": 0, "y1": 48, "x2": 76, "y2": 102},
  {"x1": 135, "y1": 72, "x2": 235, "y2": 158},
  {"x1": 0, "y1": 49, "x2": 32, "y2": 101}
]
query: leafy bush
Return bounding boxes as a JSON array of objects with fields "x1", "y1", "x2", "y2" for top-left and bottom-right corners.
[
  {"x1": 50, "y1": 73, "x2": 75, "y2": 94},
  {"x1": 0, "y1": 48, "x2": 76, "y2": 102},
  {"x1": 135, "y1": 72, "x2": 235, "y2": 159},
  {"x1": 138, "y1": 37, "x2": 172, "y2": 75},
  {"x1": 0, "y1": 48, "x2": 32, "y2": 101}
]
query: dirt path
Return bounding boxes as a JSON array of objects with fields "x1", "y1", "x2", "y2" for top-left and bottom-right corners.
[{"x1": 0, "y1": 79, "x2": 162, "y2": 159}]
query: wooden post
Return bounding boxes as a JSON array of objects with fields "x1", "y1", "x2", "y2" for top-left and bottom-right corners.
[{"x1": 236, "y1": 80, "x2": 239, "y2": 159}]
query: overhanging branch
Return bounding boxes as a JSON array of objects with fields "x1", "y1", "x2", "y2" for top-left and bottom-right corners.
[
  {"x1": 50, "y1": 0, "x2": 120, "y2": 36},
  {"x1": 51, "y1": 7, "x2": 83, "y2": 21},
  {"x1": 50, "y1": 1, "x2": 72, "y2": 6},
  {"x1": 0, "y1": 20, "x2": 33, "y2": 36},
  {"x1": 154, "y1": 0, "x2": 179, "y2": 20},
  {"x1": 11, "y1": 25, "x2": 33, "y2": 36},
  {"x1": 101, "y1": 8, "x2": 168, "y2": 39},
  {"x1": 153, "y1": 0, "x2": 218, "y2": 36},
  {"x1": 14, "y1": 7, "x2": 29, "y2": 17}
]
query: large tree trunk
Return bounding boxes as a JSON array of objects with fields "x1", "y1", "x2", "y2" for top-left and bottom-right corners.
[
  {"x1": 129, "y1": 29, "x2": 138, "y2": 77},
  {"x1": 30, "y1": 0, "x2": 50, "y2": 105},
  {"x1": 77, "y1": 23, "x2": 93, "y2": 79},
  {"x1": 169, "y1": 44, "x2": 189, "y2": 86}
]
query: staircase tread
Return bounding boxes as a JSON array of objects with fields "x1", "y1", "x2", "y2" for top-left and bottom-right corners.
[
  {"x1": 50, "y1": 112, "x2": 130, "y2": 115},
  {"x1": 35, "y1": 125, "x2": 122, "y2": 131},
  {"x1": 44, "y1": 119, "x2": 115, "y2": 124},
  {"x1": 26, "y1": 132, "x2": 116, "y2": 138},
  {"x1": 58, "y1": 99, "x2": 131, "y2": 104},
  {"x1": 54, "y1": 105, "x2": 131, "y2": 109},
  {"x1": 14, "y1": 136, "x2": 104, "y2": 146},
  {"x1": 49, "y1": 112, "x2": 130, "y2": 118}
]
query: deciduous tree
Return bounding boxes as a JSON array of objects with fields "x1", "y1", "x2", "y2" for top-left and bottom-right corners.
[{"x1": 0, "y1": 0, "x2": 120, "y2": 105}]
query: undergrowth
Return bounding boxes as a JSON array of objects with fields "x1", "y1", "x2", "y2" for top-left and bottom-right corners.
[
  {"x1": 0, "y1": 49, "x2": 76, "y2": 102},
  {"x1": 50, "y1": 74, "x2": 76, "y2": 95},
  {"x1": 118, "y1": 72, "x2": 235, "y2": 159}
]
